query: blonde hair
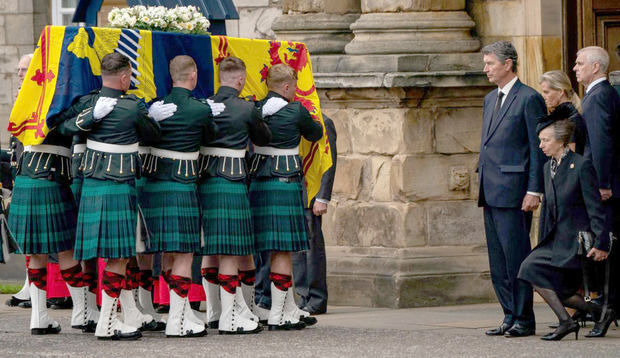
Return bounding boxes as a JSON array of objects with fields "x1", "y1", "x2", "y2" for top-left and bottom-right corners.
[
  {"x1": 169, "y1": 55, "x2": 196, "y2": 83},
  {"x1": 539, "y1": 70, "x2": 581, "y2": 112},
  {"x1": 266, "y1": 64, "x2": 297, "y2": 91}
]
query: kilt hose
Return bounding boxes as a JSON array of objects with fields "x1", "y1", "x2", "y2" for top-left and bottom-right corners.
[
  {"x1": 249, "y1": 178, "x2": 308, "y2": 252},
  {"x1": 73, "y1": 178, "x2": 138, "y2": 260},
  {"x1": 199, "y1": 177, "x2": 255, "y2": 256},
  {"x1": 9, "y1": 176, "x2": 77, "y2": 255},
  {"x1": 142, "y1": 180, "x2": 201, "y2": 253}
]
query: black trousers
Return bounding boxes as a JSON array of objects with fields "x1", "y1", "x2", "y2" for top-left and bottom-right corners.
[
  {"x1": 292, "y1": 208, "x2": 328, "y2": 311},
  {"x1": 484, "y1": 205, "x2": 535, "y2": 325}
]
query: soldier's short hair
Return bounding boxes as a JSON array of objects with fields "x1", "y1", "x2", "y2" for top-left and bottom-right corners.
[
  {"x1": 101, "y1": 53, "x2": 131, "y2": 76},
  {"x1": 267, "y1": 64, "x2": 297, "y2": 91},
  {"x1": 169, "y1": 55, "x2": 197, "y2": 83},
  {"x1": 219, "y1": 57, "x2": 246, "y2": 74}
]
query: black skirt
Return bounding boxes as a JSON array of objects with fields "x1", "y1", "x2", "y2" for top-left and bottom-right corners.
[{"x1": 518, "y1": 245, "x2": 581, "y2": 299}]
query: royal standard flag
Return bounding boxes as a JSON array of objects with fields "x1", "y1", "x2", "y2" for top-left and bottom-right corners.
[{"x1": 9, "y1": 26, "x2": 332, "y2": 206}]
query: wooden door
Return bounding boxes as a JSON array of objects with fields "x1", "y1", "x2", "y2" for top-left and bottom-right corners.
[{"x1": 563, "y1": 0, "x2": 620, "y2": 89}]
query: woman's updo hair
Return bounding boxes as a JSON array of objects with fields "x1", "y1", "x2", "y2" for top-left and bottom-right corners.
[{"x1": 539, "y1": 70, "x2": 581, "y2": 112}]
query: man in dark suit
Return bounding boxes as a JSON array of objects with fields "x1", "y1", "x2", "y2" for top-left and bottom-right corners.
[
  {"x1": 478, "y1": 41, "x2": 547, "y2": 338},
  {"x1": 292, "y1": 115, "x2": 337, "y2": 315},
  {"x1": 573, "y1": 46, "x2": 620, "y2": 337}
]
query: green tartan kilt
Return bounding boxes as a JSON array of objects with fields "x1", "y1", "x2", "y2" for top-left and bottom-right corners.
[
  {"x1": 70, "y1": 177, "x2": 82, "y2": 208},
  {"x1": 136, "y1": 176, "x2": 148, "y2": 204},
  {"x1": 199, "y1": 177, "x2": 255, "y2": 256},
  {"x1": 249, "y1": 178, "x2": 308, "y2": 252},
  {"x1": 142, "y1": 180, "x2": 200, "y2": 253},
  {"x1": 74, "y1": 178, "x2": 137, "y2": 260},
  {"x1": 9, "y1": 176, "x2": 77, "y2": 254}
]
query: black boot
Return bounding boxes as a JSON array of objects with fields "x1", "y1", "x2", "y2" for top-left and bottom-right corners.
[{"x1": 585, "y1": 309, "x2": 616, "y2": 338}]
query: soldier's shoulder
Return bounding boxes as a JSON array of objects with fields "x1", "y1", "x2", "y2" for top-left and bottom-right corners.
[{"x1": 119, "y1": 93, "x2": 140, "y2": 101}]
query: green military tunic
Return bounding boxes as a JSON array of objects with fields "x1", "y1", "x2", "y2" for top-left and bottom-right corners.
[
  {"x1": 60, "y1": 86, "x2": 161, "y2": 260},
  {"x1": 199, "y1": 86, "x2": 271, "y2": 256},
  {"x1": 8, "y1": 91, "x2": 101, "y2": 255},
  {"x1": 249, "y1": 91, "x2": 323, "y2": 252},
  {"x1": 141, "y1": 87, "x2": 215, "y2": 254}
]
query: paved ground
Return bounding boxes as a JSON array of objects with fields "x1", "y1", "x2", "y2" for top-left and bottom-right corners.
[{"x1": 0, "y1": 293, "x2": 619, "y2": 357}]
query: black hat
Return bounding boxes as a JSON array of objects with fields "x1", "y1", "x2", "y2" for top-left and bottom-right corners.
[{"x1": 536, "y1": 102, "x2": 574, "y2": 134}]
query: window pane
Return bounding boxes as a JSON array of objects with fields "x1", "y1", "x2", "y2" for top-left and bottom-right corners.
[
  {"x1": 62, "y1": 13, "x2": 75, "y2": 25},
  {"x1": 62, "y1": 0, "x2": 78, "y2": 8}
]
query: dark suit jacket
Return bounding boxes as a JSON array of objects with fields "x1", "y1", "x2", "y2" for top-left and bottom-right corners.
[
  {"x1": 581, "y1": 80, "x2": 620, "y2": 194},
  {"x1": 303, "y1": 115, "x2": 337, "y2": 207},
  {"x1": 538, "y1": 151, "x2": 610, "y2": 269},
  {"x1": 478, "y1": 79, "x2": 547, "y2": 208}
]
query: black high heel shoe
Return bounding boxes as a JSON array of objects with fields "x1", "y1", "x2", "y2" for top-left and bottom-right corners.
[
  {"x1": 585, "y1": 309, "x2": 616, "y2": 338},
  {"x1": 541, "y1": 320, "x2": 579, "y2": 341}
]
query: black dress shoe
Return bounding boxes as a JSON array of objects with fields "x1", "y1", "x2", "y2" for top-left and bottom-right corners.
[
  {"x1": 97, "y1": 330, "x2": 142, "y2": 340},
  {"x1": 585, "y1": 309, "x2": 616, "y2": 338},
  {"x1": 268, "y1": 321, "x2": 306, "y2": 331},
  {"x1": 304, "y1": 306, "x2": 327, "y2": 315},
  {"x1": 5, "y1": 296, "x2": 30, "y2": 307},
  {"x1": 155, "y1": 305, "x2": 169, "y2": 314},
  {"x1": 504, "y1": 323, "x2": 535, "y2": 338},
  {"x1": 31, "y1": 324, "x2": 62, "y2": 335},
  {"x1": 485, "y1": 323, "x2": 512, "y2": 336},
  {"x1": 541, "y1": 320, "x2": 579, "y2": 341}
]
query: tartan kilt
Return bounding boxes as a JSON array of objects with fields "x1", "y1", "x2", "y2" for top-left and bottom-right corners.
[
  {"x1": 199, "y1": 177, "x2": 254, "y2": 256},
  {"x1": 9, "y1": 176, "x2": 77, "y2": 254},
  {"x1": 142, "y1": 180, "x2": 201, "y2": 253},
  {"x1": 74, "y1": 178, "x2": 137, "y2": 260},
  {"x1": 249, "y1": 178, "x2": 308, "y2": 252},
  {"x1": 136, "y1": 176, "x2": 148, "y2": 204},
  {"x1": 70, "y1": 177, "x2": 82, "y2": 207}
]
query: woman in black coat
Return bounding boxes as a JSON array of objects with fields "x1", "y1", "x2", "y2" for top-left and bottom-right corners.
[{"x1": 518, "y1": 107, "x2": 611, "y2": 340}]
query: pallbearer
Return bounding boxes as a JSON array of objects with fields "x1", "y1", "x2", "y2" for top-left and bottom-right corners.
[
  {"x1": 63, "y1": 53, "x2": 173, "y2": 340},
  {"x1": 199, "y1": 57, "x2": 271, "y2": 334},
  {"x1": 249, "y1": 64, "x2": 323, "y2": 330},
  {"x1": 8, "y1": 75, "x2": 110, "y2": 335},
  {"x1": 141, "y1": 55, "x2": 220, "y2": 338}
]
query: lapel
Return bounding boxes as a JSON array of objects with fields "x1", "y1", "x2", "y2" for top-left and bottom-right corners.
[
  {"x1": 484, "y1": 79, "x2": 521, "y2": 144},
  {"x1": 582, "y1": 79, "x2": 607, "y2": 104},
  {"x1": 482, "y1": 91, "x2": 497, "y2": 139}
]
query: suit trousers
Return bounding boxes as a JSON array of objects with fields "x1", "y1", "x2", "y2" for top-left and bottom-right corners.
[
  {"x1": 292, "y1": 208, "x2": 328, "y2": 311},
  {"x1": 484, "y1": 206, "x2": 535, "y2": 325},
  {"x1": 254, "y1": 250, "x2": 272, "y2": 308},
  {"x1": 606, "y1": 198, "x2": 620, "y2": 309}
]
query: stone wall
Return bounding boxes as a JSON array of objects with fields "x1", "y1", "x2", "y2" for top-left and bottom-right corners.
[
  {"x1": 0, "y1": 0, "x2": 36, "y2": 147},
  {"x1": 227, "y1": 0, "x2": 283, "y2": 39},
  {"x1": 468, "y1": 0, "x2": 563, "y2": 90}
]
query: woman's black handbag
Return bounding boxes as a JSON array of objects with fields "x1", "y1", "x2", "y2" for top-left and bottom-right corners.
[{"x1": 578, "y1": 231, "x2": 615, "y2": 322}]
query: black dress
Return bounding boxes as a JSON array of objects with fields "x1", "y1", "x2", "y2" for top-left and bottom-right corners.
[
  {"x1": 518, "y1": 150, "x2": 610, "y2": 299},
  {"x1": 565, "y1": 103, "x2": 587, "y2": 155}
]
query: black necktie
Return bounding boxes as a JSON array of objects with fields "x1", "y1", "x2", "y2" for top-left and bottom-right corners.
[{"x1": 488, "y1": 91, "x2": 505, "y2": 135}]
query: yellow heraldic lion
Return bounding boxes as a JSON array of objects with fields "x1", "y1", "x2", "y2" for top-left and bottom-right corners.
[{"x1": 67, "y1": 27, "x2": 120, "y2": 75}]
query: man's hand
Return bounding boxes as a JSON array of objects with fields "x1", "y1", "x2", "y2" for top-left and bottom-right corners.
[
  {"x1": 599, "y1": 188, "x2": 612, "y2": 201},
  {"x1": 206, "y1": 99, "x2": 226, "y2": 116},
  {"x1": 313, "y1": 201, "x2": 328, "y2": 216},
  {"x1": 93, "y1": 97, "x2": 118, "y2": 119},
  {"x1": 587, "y1": 248, "x2": 609, "y2": 261},
  {"x1": 148, "y1": 101, "x2": 177, "y2": 122},
  {"x1": 521, "y1": 194, "x2": 540, "y2": 212}
]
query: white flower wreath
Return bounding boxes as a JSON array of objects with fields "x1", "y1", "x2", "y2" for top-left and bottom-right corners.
[{"x1": 107, "y1": 5, "x2": 210, "y2": 35}]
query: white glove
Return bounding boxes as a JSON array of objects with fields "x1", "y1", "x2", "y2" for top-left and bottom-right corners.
[
  {"x1": 148, "y1": 101, "x2": 177, "y2": 122},
  {"x1": 93, "y1": 97, "x2": 118, "y2": 120},
  {"x1": 206, "y1": 99, "x2": 226, "y2": 116},
  {"x1": 262, "y1": 97, "x2": 288, "y2": 117}
]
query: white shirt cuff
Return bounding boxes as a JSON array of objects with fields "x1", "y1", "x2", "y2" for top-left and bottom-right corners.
[
  {"x1": 315, "y1": 198, "x2": 329, "y2": 204},
  {"x1": 527, "y1": 191, "x2": 543, "y2": 198}
]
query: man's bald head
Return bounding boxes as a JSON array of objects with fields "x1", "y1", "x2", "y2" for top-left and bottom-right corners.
[{"x1": 17, "y1": 53, "x2": 33, "y2": 84}]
